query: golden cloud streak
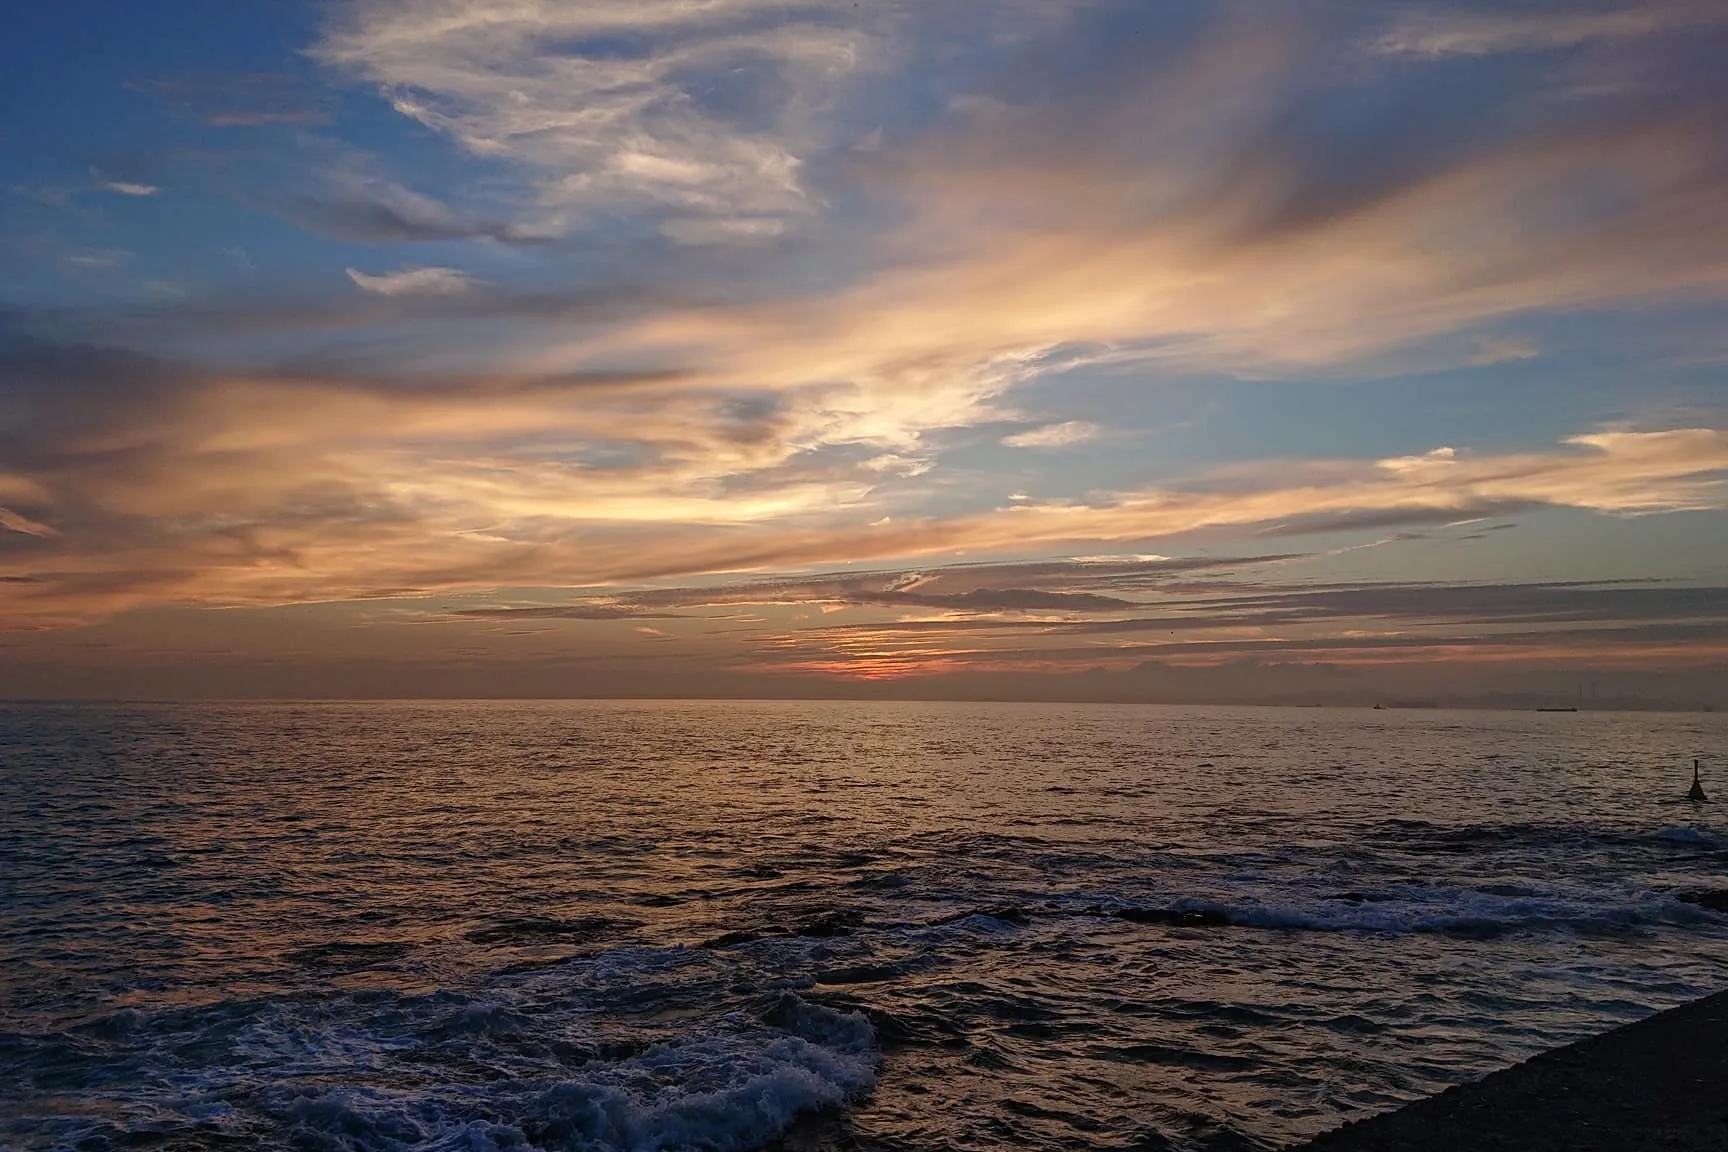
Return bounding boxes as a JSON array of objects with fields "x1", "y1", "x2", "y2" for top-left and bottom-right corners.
[{"x1": 2, "y1": 424, "x2": 1722, "y2": 626}]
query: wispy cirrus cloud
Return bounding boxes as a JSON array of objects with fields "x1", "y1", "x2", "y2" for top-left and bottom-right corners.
[
  {"x1": 469, "y1": 2, "x2": 1728, "y2": 474},
  {"x1": 315, "y1": 0, "x2": 1069, "y2": 241},
  {"x1": 1468, "y1": 335, "x2": 1540, "y2": 365},
  {"x1": 285, "y1": 160, "x2": 540, "y2": 244},
  {"x1": 1002, "y1": 421, "x2": 1102, "y2": 449},
  {"x1": 66, "y1": 250, "x2": 132, "y2": 268},
  {"x1": 315, "y1": 0, "x2": 862, "y2": 240},
  {"x1": 63, "y1": 3, "x2": 1728, "y2": 490},
  {"x1": 346, "y1": 265, "x2": 478, "y2": 296},
  {"x1": 1372, "y1": 1, "x2": 1728, "y2": 58}
]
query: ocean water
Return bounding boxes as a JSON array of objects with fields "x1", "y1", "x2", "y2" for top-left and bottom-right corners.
[{"x1": 2, "y1": 701, "x2": 1726, "y2": 1152}]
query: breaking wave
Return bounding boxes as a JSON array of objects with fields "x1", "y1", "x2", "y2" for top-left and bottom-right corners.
[{"x1": 3, "y1": 978, "x2": 877, "y2": 1152}]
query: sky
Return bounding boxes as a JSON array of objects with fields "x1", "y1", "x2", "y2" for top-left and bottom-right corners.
[{"x1": 1, "y1": 0, "x2": 1726, "y2": 704}]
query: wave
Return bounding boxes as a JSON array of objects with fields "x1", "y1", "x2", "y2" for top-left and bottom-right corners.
[
  {"x1": 3, "y1": 981, "x2": 877, "y2": 1152},
  {"x1": 1652, "y1": 825, "x2": 1725, "y2": 848},
  {"x1": 264, "y1": 1013, "x2": 873, "y2": 1152},
  {"x1": 1103, "y1": 884, "x2": 1726, "y2": 937},
  {"x1": 1349, "y1": 819, "x2": 1728, "y2": 856}
]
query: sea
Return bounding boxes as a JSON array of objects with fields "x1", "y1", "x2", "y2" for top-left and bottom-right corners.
[{"x1": 2, "y1": 700, "x2": 1726, "y2": 1152}]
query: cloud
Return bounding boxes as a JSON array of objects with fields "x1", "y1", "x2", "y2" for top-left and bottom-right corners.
[
  {"x1": 315, "y1": 0, "x2": 846, "y2": 239},
  {"x1": 101, "y1": 181, "x2": 160, "y2": 197},
  {"x1": 66, "y1": 250, "x2": 132, "y2": 268},
  {"x1": 457, "y1": 588, "x2": 1141, "y2": 619},
  {"x1": 56, "y1": 3, "x2": 1726, "y2": 504},
  {"x1": 1002, "y1": 421, "x2": 1102, "y2": 448},
  {"x1": 347, "y1": 266, "x2": 478, "y2": 296},
  {"x1": 0, "y1": 318, "x2": 1721, "y2": 629},
  {"x1": 808, "y1": 581, "x2": 1728, "y2": 638},
  {"x1": 449, "y1": 554, "x2": 1294, "y2": 621},
  {"x1": 465, "y1": 1, "x2": 1728, "y2": 475},
  {"x1": 1468, "y1": 335, "x2": 1539, "y2": 365},
  {"x1": 1372, "y1": 3, "x2": 1728, "y2": 58},
  {"x1": 8, "y1": 5, "x2": 1728, "y2": 646},
  {"x1": 737, "y1": 618, "x2": 1728, "y2": 685},
  {"x1": 853, "y1": 587, "x2": 1138, "y2": 612},
  {"x1": 291, "y1": 195, "x2": 484, "y2": 243},
  {"x1": 285, "y1": 164, "x2": 542, "y2": 244},
  {"x1": 736, "y1": 572, "x2": 1728, "y2": 683},
  {"x1": 1186, "y1": 581, "x2": 1728, "y2": 628},
  {"x1": 455, "y1": 604, "x2": 688, "y2": 621},
  {"x1": 315, "y1": 0, "x2": 1067, "y2": 241},
  {"x1": 957, "y1": 431, "x2": 1728, "y2": 559}
]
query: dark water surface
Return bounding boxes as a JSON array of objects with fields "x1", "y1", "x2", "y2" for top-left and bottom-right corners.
[{"x1": 3, "y1": 701, "x2": 1726, "y2": 1151}]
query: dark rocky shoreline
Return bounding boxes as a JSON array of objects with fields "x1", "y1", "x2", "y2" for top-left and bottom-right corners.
[{"x1": 1294, "y1": 990, "x2": 1728, "y2": 1150}]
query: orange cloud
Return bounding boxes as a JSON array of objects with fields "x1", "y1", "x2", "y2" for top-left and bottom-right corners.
[
  {"x1": 8, "y1": 5, "x2": 1728, "y2": 638},
  {"x1": 2, "y1": 396, "x2": 1721, "y2": 629}
]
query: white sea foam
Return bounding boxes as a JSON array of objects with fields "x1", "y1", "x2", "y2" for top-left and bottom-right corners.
[
  {"x1": 266, "y1": 1027, "x2": 875, "y2": 1152},
  {"x1": 14, "y1": 987, "x2": 877, "y2": 1152}
]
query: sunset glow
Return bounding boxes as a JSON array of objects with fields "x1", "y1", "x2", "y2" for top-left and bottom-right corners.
[{"x1": 3, "y1": 0, "x2": 1725, "y2": 705}]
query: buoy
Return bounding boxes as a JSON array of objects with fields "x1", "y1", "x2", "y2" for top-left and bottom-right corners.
[{"x1": 1688, "y1": 759, "x2": 1708, "y2": 802}]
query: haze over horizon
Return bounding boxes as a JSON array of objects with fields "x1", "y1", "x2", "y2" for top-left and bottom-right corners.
[{"x1": 3, "y1": 0, "x2": 1727, "y2": 704}]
